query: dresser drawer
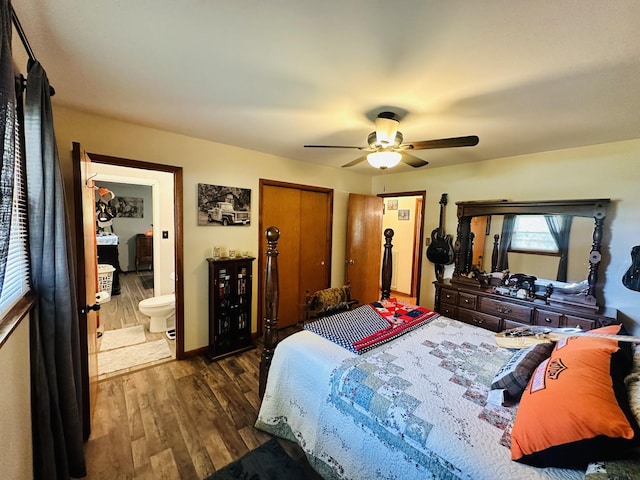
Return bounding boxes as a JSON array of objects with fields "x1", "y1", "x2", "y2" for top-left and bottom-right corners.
[
  {"x1": 534, "y1": 309, "x2": 562, "y2": 328},
  {"x1": 458, "y1": 292, "x2": 477, "y2": 310},
  {"x1": 440, "y1": 289, "x2": 458, "y2": 305},
  {"x1": 563, "y1": 314, "x2": 596, "y2": 331},
  {"x1": 479, "y1": 297, "x2": 532, "y2": 324},
  {"x1": 439, "y1": 303, "x2": 458, "y2": 318},
  {"x1": 503, "y1": 319, "x2": 531, "y2": 331},
  {"x1": 458, "y1": 308, "x2": 502, "y2": 332}
]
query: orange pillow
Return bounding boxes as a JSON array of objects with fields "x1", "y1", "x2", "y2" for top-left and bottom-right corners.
[{"x1": 510, "y1": 325, "x2": 639, "y2": 469}]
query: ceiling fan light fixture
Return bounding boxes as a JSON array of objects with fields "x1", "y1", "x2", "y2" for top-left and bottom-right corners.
[
  {"x1": 374, "y1": 116, "x2": 399, "y2": 146},
  {"x1": 367, "y1": 151, "x2": 402, "y2": 169}
]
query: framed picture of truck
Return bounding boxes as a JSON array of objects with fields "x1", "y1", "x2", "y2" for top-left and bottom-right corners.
[{"x1": 197, "y1": 183, "x2": 251, "y2": 226}]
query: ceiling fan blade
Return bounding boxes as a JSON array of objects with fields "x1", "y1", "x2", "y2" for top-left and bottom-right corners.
[
  {"x1": 405, "y1": 135, "x2": 479, "y2": 150},
  {"x1": 401, "y1": 152, "x2": 429, "y2": 168},
  {"x1": 341, "y1": 155, "x2": 368, "y2": 168},
  {"x1": 304, "y1": 144, "x2": 365, "y2": 150}
]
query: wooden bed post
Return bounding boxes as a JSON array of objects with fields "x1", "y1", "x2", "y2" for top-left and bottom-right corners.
[
  {"x1": 381, "y1": 228, "x2": 394, "y2": 300},
  {"x1": 259, "y1": 226, "x2": 280, "y2": 399}
]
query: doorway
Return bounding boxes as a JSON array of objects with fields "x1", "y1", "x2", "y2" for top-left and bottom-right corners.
[
  {"x1": 88, "y1": 152, "x2": 185, "y2": 367},
  {"x1": 92, "y1": 178, "x2": 175, "y2": 379},
  {"x1": 378, "y1": 191, "x2": 426, "y2": 305}
]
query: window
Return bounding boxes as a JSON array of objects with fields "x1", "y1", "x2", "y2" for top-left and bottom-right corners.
[
  {"x1": 0, "y1": 118, "x2": 29, "y2": 318},
  {"x1": 509, "y1": 215, "x2": 559, "y2": 254}
]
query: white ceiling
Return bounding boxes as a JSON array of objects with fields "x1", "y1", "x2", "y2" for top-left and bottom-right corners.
[{"x1": 13, "y1": 0, "x2": 640, "y2": 175}]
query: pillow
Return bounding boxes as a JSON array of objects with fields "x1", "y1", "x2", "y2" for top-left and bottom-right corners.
[
  {"x1": 312, "y1": 285, "x2": 350, "y2": 312},
  {"x1": 510, "y1": 325, "x2": 639, "y2": 469},
  {"x1": 491, "y1": 342, "x2": 555, "y2": 401}
]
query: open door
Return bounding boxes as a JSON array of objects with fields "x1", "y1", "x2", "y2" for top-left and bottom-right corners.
[
  {"x1": 345, "y1": 193, "x2": 383, "y2": 304},
  {"x1": 71, "y1": 142, "x2": 99, "y2": 440}
]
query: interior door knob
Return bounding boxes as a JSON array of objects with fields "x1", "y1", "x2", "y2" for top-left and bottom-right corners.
[
  {"x1": 81, "y1": 303, "x2": 101, "y2": 314},
  {"x1": 346, "y1": 259, "x2": 355, "y2": 265}
]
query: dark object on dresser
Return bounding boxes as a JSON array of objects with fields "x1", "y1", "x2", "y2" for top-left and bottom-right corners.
[{"x1": 207, "y1": 256, "x2": 255, "y2": 361}]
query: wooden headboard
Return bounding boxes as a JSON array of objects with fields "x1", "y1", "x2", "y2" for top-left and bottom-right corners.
[{"x1": 259, "y1": 226, "x2": 395, "y2": 398}]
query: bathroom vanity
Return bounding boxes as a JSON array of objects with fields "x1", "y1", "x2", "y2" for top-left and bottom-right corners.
[
  {"x1": 96, "y1": 234, "x2": 121, "y2": 295},
  {"x1": 207, "y1": 256, "x2": 255, "y2": 361}
]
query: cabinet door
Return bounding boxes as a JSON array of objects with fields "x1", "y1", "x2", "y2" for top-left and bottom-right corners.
[
  {"x1": 212, "y1": 263, "x2": 234, "y2": 355},
  {"x1": 233, "y1": 261, "x2": 252, "y2": 348}
]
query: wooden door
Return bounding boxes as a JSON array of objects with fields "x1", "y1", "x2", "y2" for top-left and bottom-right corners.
[
  {"x1": 299, "y1": 190, "x2": 331, "y2": 300},
  {"x1": 259, "y1": 181, "x2": 332, "y2": 330},
  {"x1": 261, "y1": 185, "x2": 301, "y2": 328},
  {"x1": 471, "y1": 216, "x2": 488, "y2": 269},
  {"x1": 345, "y1": 193, "x2": 383, "y2": 304},
  {"x1": 71, "y1": 142, "x2": 99, "y2": 440}
]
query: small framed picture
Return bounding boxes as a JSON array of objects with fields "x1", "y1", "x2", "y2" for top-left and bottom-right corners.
[
  {"x1": 398, "y1": 209, "x2": 410, "y2": 221},
  {"x1": 387, "y1": 199, "x2": 398, "y2": 210}
]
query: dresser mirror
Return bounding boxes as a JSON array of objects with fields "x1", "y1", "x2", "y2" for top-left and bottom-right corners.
[{"x1": 452, "y1": 199, "x2": 610, "y2": 307}]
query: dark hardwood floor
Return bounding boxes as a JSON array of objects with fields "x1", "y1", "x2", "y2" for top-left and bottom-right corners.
[{"x1": 84, "y1": 326, "x2": 321, "y2": 479}]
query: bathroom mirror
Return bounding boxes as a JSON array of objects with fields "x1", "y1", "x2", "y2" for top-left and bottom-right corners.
[{"x1": 451, "y1": 199, "x2": 610, "y2": 306}]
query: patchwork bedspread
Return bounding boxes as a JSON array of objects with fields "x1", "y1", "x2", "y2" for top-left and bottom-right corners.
[
  {"x1": 304, "y1": 301, "x2": 439, "y2": 354},
  {"x1": 256, "y1": 316, "x2": 584, "y2": 480}
]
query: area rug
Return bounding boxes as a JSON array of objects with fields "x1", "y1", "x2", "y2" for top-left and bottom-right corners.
[
  {"x1": 140, "y1": 274, "x2": 154, "y2": 290},
  {"x1": 98, "y1": 339, "x2": 172, "y2": 376},
  {"x1": 204, "y1": 438, "x2": 309, "y2": 480},
  {"x1": 99, "y1": 325, "x2": 146, "y2": 351}
]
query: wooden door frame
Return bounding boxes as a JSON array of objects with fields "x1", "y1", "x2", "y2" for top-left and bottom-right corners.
[
  {"x1": 377, "y1": 191, "x2": 426, "y2": 304},
  {"x1": 86, "y1": 152, "x2": 185, "y2": 359},
  {"x1": 257, "y1": 179, "x2": 333, "y2": 337}
]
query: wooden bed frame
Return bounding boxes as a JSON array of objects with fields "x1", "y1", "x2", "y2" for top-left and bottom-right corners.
[{"x1": 259, "y1": 226, "x2": 396, "y2": 398}]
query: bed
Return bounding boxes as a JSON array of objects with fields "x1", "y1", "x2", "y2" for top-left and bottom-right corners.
[{"x1": 256, "y1": 226, "x2": 640, "y2": 480}]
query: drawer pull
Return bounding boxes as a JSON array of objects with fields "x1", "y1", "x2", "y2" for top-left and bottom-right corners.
[
  {"x1": 472, "y1": 316, "x2": 484, "y2": 325},
  {"x1": 544, "y1": 317, "x2": 552, "y2": 323},
  {"x1": 497, "y1": 306, "x2": 512, "y2": 314},
  {"x1": 445, "y1": 294, "x2": 453, "y2": 299},
  {"x1": 464, "y1": 299, "x2": 470, "y2": 304}
]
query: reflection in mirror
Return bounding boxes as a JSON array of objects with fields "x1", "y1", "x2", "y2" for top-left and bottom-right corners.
[
  {"x1": 472, "y1": 215, "x2": 594, "y2": 283},
  {"x1": 453, "y1": 199, "x2": 610, "y2": 306}
]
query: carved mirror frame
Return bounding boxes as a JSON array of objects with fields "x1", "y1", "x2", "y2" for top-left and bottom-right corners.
[{"x1": 452, "y1": 199, "x2": 610, "y2": 306}]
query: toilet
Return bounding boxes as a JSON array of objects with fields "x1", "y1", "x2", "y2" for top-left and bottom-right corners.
[{"x1": 138, "y1": 293, "x2": 175, "y2": 333}]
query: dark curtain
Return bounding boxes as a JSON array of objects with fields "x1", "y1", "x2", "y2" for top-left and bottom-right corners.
[
  {"x1": 25, "y1": 60, "x2": 87, "y2": 479},
  {"x1": 496, "y1": 214, "x2": 516, "y2": 271},
  {"x1": 0, "y1": 0, "x2": 17, "y2": 296},
  {"x1": 545, "y1": 214, "x2": 573, "y2": 282}
]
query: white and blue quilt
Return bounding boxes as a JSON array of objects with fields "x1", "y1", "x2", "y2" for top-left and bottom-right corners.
[{"x1": 256, "y1": 316, "x2": 584, "y2": 480}]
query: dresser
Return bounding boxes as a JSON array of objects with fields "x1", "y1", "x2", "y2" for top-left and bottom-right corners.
[
  {"x1": 434, "y1": 279, "x2": 615, "y2": 333},
  {"x1": 207, "y1": 257, "x2": 255, "y2": 361},
  {"x1": 135, "y1": 234, "x2": 153, "y2": 273}
]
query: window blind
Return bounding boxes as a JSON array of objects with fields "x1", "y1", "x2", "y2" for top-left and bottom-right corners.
[{"x1": 0, "y1": 124, "x2": 29, "y2": 318}]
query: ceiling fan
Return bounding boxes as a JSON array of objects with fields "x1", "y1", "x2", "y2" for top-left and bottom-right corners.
[{"x1": 304, "y1": 111, "x2": 479, "y2": 169}]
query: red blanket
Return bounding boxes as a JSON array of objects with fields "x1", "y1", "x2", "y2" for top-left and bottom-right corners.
[{"x1": 352, "y1": 299, "x2": 439, "y2": 352}]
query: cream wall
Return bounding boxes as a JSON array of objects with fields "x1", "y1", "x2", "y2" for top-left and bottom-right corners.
[
  {"x1": 0, "y1": 317, "x2": 32, "y2": 480},
  {"x1": 373, "y1": 139, "x2": 640, "y2": 334},
  {"x1": 52, "y1": 106, "x2": 372, "y2": 352}
]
